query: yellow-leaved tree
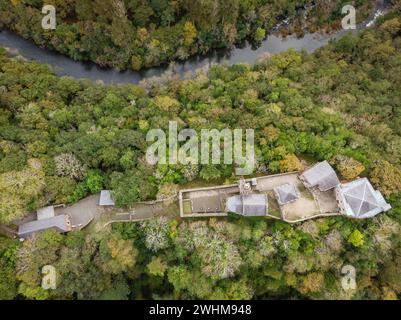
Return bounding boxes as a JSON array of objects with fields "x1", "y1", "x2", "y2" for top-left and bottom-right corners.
[
  {"x1": 0, "y1": 159, "x2": 45, "y2": 223},
  {"x1": 279, "y1": 154, "x2": 304, "y2": 173},
  {"x1": 331, "y1": 154, "x2": 365, "y2": 180},
  {"x1": 370, "y1": 160, "x2": 401, "y2": 197}
]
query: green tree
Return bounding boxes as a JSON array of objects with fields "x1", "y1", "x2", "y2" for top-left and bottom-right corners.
[
  {"x1": 85, "y1": 170, "x2": 104, "y2": 194},
  {"x1": 147, "y1": 256, "x2": 168, "y2": 277},
  {"x1": 348, "y1": 229, "x2": 365, "y2": 248},
  {"x1": 167, "y1": 266, "x2": 192, "y2": 292},
  {"x1": 254, "y1": 27, "x2": 266, "y2": 42}
]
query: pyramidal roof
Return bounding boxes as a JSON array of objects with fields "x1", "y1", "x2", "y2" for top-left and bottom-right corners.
[
  {"x1": 274, "y1": 183, "x2": 299, "y2": 205},
  {"x1": 337, "y1": 178, "x2": 391, "y2": 218}
]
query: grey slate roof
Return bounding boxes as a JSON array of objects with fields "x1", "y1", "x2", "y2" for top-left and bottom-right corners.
[
  {"x1": 226, "y1": 194, "x2": 267, "y2": 216},
  {"x1": 274, "y1": 183, "x2": 299, "y2": 205},
  {"x1": 300, "y1": 160, "x2": 340, "y2": 191},
  {"x1": 99, "y1": 190, "x2": 115, "y2": 206},
  {"x1": 336, "y1": 178, "x2": 391, "y2": 218},
  {"x1": 18, "y1": 214, "x2": 72, "y2": 239}
]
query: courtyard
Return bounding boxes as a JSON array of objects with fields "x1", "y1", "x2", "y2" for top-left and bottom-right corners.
[{"x1": 179, "y1": 172, "x2": 340, "y2": 222}]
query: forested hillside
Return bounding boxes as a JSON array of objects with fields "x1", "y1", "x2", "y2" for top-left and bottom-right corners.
[
  {"x1": 0, "y1": 3, "x2": 401, "y2": 300},
  {"x1": 1, "y1": 0, "x2": 374, "y2": 70}
]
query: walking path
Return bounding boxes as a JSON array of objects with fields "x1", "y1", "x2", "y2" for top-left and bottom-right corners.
[
  {"x1": 9, "y1": 193, "x2": 178, "y2": 239},
  {"x1": 60, "y1": 195, "x2": 179, "y2": 231},
  {"x1": 100, "y1": 201, "x2": 179, "y2": 228},
  {"x1": 55, "y1": 195, "x2": 102, "y2": 230}
]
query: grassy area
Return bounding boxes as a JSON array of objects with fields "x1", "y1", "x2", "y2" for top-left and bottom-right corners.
[
  {"x1": 182, "y1": 200, "x2": 192, "y2": 215},
  {"x1": 297, "y1": 184, "x2": 314, "y2": 200},
  {"x1": 266, "y1": 191, "x2": 282, "y2": 219}
]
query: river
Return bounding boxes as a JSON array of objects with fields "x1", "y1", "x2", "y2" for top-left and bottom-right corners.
[{"x1": 0, "y1": 3, "x2": 388, "y2": 85}]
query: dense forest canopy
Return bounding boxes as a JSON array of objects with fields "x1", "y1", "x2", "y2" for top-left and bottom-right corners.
[
  {"x1": 1, "y1": 0, "x2": 375, "y2": 70},
  {"x1": 0, "y1": 1, "x2": 401, "y2": 300}
]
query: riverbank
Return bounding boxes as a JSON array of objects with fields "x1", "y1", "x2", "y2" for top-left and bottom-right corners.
[
  {"x1": 0, "y1": 1, "x2": 376, "y2": 72},
  {"x1": 0, "y1": 2, "x2": 389, "y2": 84}
]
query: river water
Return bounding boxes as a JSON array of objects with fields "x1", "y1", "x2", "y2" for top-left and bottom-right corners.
[{"x1": 0, "y1": 3, "x2": 387, "y2": 84}]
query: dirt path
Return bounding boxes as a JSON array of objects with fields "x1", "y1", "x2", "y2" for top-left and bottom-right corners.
[{"x1": 90, "y1": 200, "x2": 179, "y2": 231}]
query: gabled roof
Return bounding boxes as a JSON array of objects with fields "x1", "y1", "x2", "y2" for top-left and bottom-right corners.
[
  {"x1": 300, "y1": 160, "x2": 340, "y2": 191},
  {"x1": 99, "y1": 190, "x2": 115, "y2": 206},
  {"x1": 18, "y1": 214, "x2": 72, "y2": 239},
  {"x1": 226, "y1": 194, "x2": 267, "y2": 216},
  {"x1": 274, "y1": 183, "x2": 299, "y2": 205},
  {"x1": 336, "y1": 178, "x2": 391, "y2": 218}
]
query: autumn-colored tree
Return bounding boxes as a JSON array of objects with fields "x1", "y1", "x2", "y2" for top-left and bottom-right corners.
[
  {"x1": 332, "y1": 155, "x2": 365, "y2": 180},
  {"x1": 16, "y1": 231, "x2": 63, "y2": 300},
  {"x1": 154, "y1": 96, "x2": 181, "y2": 113},
  {"x1": 0, "y1": 161, "x2": 45, "y2": 223},
  {"x1": 262, "y1": 126, "x2": 280, "y2": 145},
  {"x1": 380, "y1": 17, "x2": 401, "y2": 36},
  {"x1": 299, "y1": 272, "x2": 324, "y2": 295},
  {"x1": 370, "y1": 160, "x2": 401, "y2": 197},
  {"x1": 99, "y1": 234, "x2": 138, "y2": 274},
  {"x1": 183, "y1": 21, "x2": 197, "y2": 47},
  {"x1": 279, "y1": 154, "x2": 304, "y2": 173},
  {"x1": 379, "y1": 255, "x2": 401, "y2": 293}
]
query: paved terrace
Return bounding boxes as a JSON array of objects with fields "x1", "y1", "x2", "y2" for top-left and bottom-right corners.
[
  {"x1": 180, "y1": 172, "x2": 341, "y2": 222},
  {"x1": 54, "y1": 195, "x2": 103, "y2": 230}
]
